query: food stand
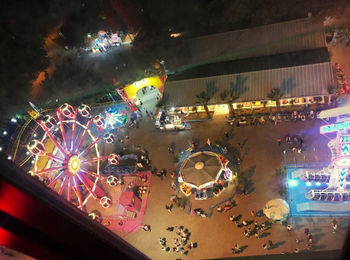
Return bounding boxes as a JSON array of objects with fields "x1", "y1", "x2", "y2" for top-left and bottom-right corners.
[{"x1": 155, "y1": 112, "x2": 190, "y2": 131}]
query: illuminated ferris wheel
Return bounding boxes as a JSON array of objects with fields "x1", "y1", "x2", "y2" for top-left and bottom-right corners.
[{"x1": 27, "y1": 104, "x2": 119, "y2": 210}]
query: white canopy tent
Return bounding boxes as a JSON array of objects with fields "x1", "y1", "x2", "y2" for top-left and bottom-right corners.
[{"x1": 263, "y1": 199, "x2": 290, "y2": 221}]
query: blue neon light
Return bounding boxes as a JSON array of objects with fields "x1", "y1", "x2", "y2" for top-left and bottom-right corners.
[
  {"x1": 342, "y1": 144, "x2": 349, "y2": 156},
  {"x1": 306, "y1": 181, "x2": 312, "y2": 187},
  {"x1": 342, "y1": 136, "x2": 350, "y2": 143},
  {"x1": 320, "y1": 121, "x2": 350, "y2": 134}
]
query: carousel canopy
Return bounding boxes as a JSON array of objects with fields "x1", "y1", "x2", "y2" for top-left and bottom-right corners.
[
  {"x1": 179, "y1": 151, "x2": 223, "y2": 188},
  {"x1": 263, "y1": 199, "x2": 290, "y2": 221}
]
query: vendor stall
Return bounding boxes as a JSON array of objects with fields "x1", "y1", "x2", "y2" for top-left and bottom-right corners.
[{"x1": 155, "y1": 112, "x2": 190, "y2": 131}]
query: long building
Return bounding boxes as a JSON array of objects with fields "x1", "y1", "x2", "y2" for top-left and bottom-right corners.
[{"x1": 164, "y1": 17, "x2": 336, "y2": 113}]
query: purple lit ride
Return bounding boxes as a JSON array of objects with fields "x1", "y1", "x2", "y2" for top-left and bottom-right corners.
[
  {"x1": 26, "y1": 103, "x2": 121, "y2": 211},
  {"x1": 299, "y1": 95, "x2": 350, "y2": 201}
]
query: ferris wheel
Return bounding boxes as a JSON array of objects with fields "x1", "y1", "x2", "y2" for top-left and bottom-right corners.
[{"x1": 27, "y1": 104, "x2": 120, "y2": 210}]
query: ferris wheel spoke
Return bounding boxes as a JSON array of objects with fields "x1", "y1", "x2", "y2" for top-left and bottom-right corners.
[
  {"x1": 67, "y1": 177, "x2": 72, "y2": 202},
  {"x1": 75, "y1": 119, "x2": 92, "y2": 154},
  {"x1": 71, "y1": 109, "x2": 78, "y2": 153},
  {"x1": 80, "y1": 167, "x2": 100, "y2": 178},
  {"x1": 76, "y1": 172, "x2": 97, "y2": 198},
  {"x1": 35, "y1": 166, "x2": 63, "y2": 174},
  {"x1": 78, "y1": 135, "x2": 102, "y2": 158},
  {"x1": 81, "y1": 156, "x2": 107, "y2": 164},
  {"x1": 48, "y1": 170, "x2": 65, "y2": 188},
  {"x1": 38, "y1": 121, "x2": 67, "y2": 156},
  {"x1": 58, "y1": 176, "x2": 68, "y2": 195},
  {"x1": 72, "y1": 176, "x2": 83, "y2": 208},
  {"x1": 56, "y1": 109, "x2": 70, "y2": 153},
  {"x1": 45, "y1": 153, "x2": 65, "y2": 163}
]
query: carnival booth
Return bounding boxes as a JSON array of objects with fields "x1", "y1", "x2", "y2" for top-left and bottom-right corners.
[
  {"x1": 155, "y1": 112, "x2": 191, "y2": 131},
  {"x1": 178, "y1": 151, "x2": 233, "y2": 199}
]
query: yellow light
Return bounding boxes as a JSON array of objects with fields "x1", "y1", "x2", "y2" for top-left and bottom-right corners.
[
  {"x1": 68, "y1": 156, "x2": 80, "y2": 174},
  {"x1": 123, "y1": 76, "x2": 165, "y2": 99}
]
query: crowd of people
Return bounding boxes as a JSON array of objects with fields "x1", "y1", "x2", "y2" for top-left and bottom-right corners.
[
  {"x1": 226, "y1": 109, "x2": 317, "y2": 127},
  {"x1": 158, "y1": 225, "x2": 198, "y2": 255}
]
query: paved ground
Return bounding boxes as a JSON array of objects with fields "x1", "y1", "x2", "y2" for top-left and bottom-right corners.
[{"x1": 112, "y1": 114, "x2": 349, "y2": 259}]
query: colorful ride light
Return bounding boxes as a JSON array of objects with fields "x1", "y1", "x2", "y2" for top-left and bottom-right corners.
[
  {"x1": 60, "y1": 103, "x2": 75, "y2": 119},
  {"x1": 320, "y1": 121, "x2": 350, "y2": 134}
]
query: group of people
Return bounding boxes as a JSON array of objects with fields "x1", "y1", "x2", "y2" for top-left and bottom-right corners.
[
  {"x1": 158, "y1": 225, "x2": 198, "y2": 255},
  {"x1": 303, "y1": 228, "x2": 314, "y2": 251},
  {"x1": 277, "y1": 134, "x2": 305, "y2": 153},
  {"x1": 151, "y1": 167, "x2": 168, "y2": 180},
  {"x1": 231, "y1": 210, "x2": 273, "y2": 254}
]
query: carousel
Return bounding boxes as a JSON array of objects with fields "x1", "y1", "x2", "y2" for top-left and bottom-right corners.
[{"x1": 178, "y1": 151, "x2": 234, "y2": 199}]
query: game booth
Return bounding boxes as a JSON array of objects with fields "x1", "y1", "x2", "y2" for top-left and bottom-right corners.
[
  {"x1": 155, "y1": 111, "x2": 191, "y2": 131},
  {"x1": 178, "y1": 151, "x2": 233, "y2": 200}
]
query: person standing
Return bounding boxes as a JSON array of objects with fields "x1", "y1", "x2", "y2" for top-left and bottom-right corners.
[{"x1": 332, "y1": 219, "x2": 338, "y2": 233}]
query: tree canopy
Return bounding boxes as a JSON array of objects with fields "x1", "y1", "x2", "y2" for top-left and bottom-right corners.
[{"x1": 0, "y1": 0, "x2": 51, "y2": 119}]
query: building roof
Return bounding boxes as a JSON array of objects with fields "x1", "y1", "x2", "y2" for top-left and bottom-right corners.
[
  {"x1": 164, "y1": 62, "x2": 335, "y2": 107},
  {"x1": 170, "y1": 48, "x2": 330, "y2": 81},
  {"x1": 186, "y1": 17, "x2": 326, "y2": 65}
]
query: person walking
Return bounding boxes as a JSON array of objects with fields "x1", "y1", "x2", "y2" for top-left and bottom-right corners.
[
  {"x1": 166, "y1": 226, "x2": 174, "y2": 231},
  {"x1": 251, "y1": 210, "x2": 255, "y2": 217},
  {"x1": 142, "y1": 224, "x2": 151, "y2": 231},
  {"x1": 268, "y1": 240, "x2": 273, "y2": 248},
  {"x1": 287, "y1": 225, "x2": 292, "y2": 232},
  {"x1": 277, "y1": 137, "x2": 281, "y2": 146}
]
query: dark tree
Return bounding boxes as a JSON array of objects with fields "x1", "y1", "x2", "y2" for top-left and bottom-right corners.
[{"x1": 0, "y1": 0, "x2": 51, "y2": 119}]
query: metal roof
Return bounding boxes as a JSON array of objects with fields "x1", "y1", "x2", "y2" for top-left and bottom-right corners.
[
  {"x1": 187, "y1": 17, "x2": 326, "y2": 65},
  {"x1": 164, "y1": 62, "x2": 335, "y2": 107},
  {"x1": 169, "y1": 48, "x2": 330, "y2": 81}
]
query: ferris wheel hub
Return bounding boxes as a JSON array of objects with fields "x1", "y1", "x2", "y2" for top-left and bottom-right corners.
[{"x1": 68, "y1": 155, "x2": 80, "y2": 174}]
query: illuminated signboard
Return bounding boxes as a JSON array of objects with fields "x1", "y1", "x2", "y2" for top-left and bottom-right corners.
[{"x1": 320, "y1": 121, "x2": 350, "y2": 134}]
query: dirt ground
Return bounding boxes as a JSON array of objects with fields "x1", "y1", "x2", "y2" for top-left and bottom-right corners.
[{"x1": 113, "y1": 114, "x2": 349, "y2": 259}]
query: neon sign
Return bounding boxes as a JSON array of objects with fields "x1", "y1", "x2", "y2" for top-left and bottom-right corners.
[
  {"x1": 320, "y1": 121, "x2": 350, "y2": 134},
  {"x1": 334, "y1": 156, "x2": 350, "y2": 168},
  {"x1": 342, "y1": 144, "x2": 349, "y2": 156},
  {"x1": 342, "y1": 136, "x2": 350, "y2": 143}
]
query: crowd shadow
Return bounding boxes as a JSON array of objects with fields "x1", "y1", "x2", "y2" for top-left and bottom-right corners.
[
  {"x1": 313, "y1": 233, "x2": 325, "y2": 244},
  {"x1": 310, "y1": 227, "x2": 322, "y2": 233},
  {"x1": 239, "y1": 245, "x2": 248, "y2": 253},
  {"x1": 294, "y1": 224, "x2": 304, "y2": 230},
  {"x1": 269, "y1": 241, "x2": 285, "y2": 249},
  {"x1": 312, "y1": 244, "x2": 327, "y2": 250},
  {"x1": 260, "y1": 232, "x2": 271, "y2": 238}
]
